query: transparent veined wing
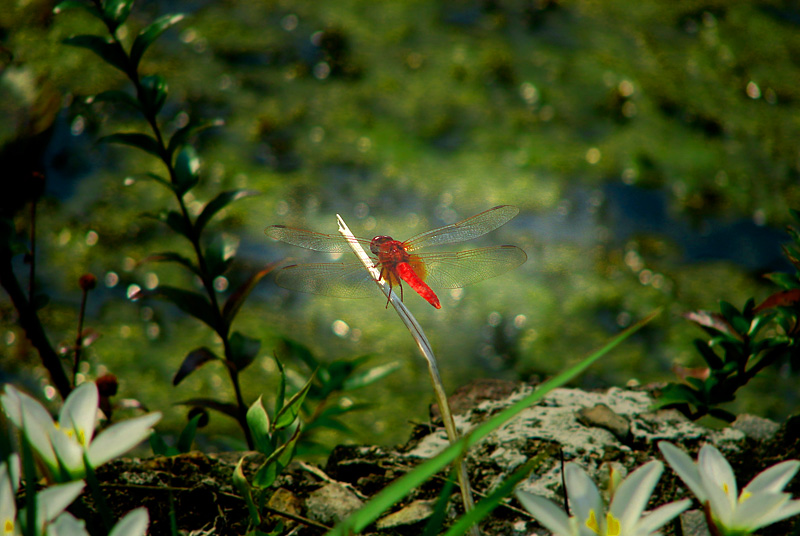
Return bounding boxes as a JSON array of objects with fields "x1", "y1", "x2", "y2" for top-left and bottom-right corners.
[
  {"x1": 404, "y1": 205, "x2": 519, "y2": 252},
  {"x1": 417, "y1": 245, "x2": 527, "y2": 288},
  {"x1": 265, "y1": 225, "x2": 371, "y2": 253},
  {"x1": 273, "y1": 262, "x2": 379, "y2": 298}
]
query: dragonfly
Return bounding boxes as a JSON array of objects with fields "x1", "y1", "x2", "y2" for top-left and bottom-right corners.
[{"x1": 265, "y1": 205, "x2": 527, "y2": 309}]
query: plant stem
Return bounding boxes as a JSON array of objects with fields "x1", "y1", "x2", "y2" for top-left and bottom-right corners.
[
  {"x1": 73, "y1": 287, "x2": 89, "y2": 384},
  {"x1": 0, "y1": 245, "x2": 71, "y2": 399},
  {"x1": 336, "y1": 215, "x2": 479, "y2": 535},
  {"x1": 28, "y1": 196, "x2": 36, "y2": 306}
]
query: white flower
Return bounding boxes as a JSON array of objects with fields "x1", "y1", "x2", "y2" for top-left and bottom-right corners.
[
  {"x1": 1, "y1": 383, "x2": 161, "y2": 481},
  {"x1": 516, "y1": 461, "x2": 690, "y2": 536},
  {"x1": 1, "y1": 455, "x2": 149, "y2": 536},
  {"x1": 1, "y1": 455, "x2": 85, "y2": 535},
  {"x1": 659, "y1": 441, "x2": 800, "y2": 535}
]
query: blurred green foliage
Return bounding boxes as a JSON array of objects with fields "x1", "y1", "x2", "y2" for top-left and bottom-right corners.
[{"x1": 2, "y1": 1, "x2": 800, "y2": 447}]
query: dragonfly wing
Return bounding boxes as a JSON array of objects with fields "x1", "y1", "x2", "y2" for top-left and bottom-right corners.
[
  {"x1": 420, "y1": 246, "x2": 527, "y2": 288},
  {"x1": 265, "y1": 225, "x2": 370, "y2": 253},
  {"x1": 404, "y1": 205, "x2": 520, "y2": 251},
  {"x1": 273, "y1": 262, "x2": 379, "y2": 298}
]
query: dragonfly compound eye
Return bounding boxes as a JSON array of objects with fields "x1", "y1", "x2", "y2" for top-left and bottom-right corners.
[{"x1": 370, "y1": 235, "x2": 392, "y2": 255}]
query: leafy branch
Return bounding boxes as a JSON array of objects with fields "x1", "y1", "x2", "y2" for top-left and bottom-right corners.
[
  {"x1": 656, "y1": 208, "x2": 800, "y2": 421},
  {"x1": 55, "y1": 0, "x2": 267, "y2": 447}
]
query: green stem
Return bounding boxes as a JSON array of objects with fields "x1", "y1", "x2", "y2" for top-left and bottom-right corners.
[
  {"x1": 84, "y1": 454, "x2": 115, "y2": 531},
  {"x1": 336, "y1": 215, "x2": 478, "y2": 535}
]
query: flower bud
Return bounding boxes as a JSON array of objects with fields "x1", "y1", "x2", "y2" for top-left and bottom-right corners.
[{"x1": 79, "y1": 273, "x2": 97, "y2": 291}]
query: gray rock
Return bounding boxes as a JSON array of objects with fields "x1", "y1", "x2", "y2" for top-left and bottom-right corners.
[
  {"x1": 305, "y1": 483, "x2": 364, "y2": 525},
  {"x1": 731, "y1": 413, "x2": 780, "y2": 441}
]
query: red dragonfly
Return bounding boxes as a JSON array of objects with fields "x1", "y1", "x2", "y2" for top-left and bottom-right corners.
[{"x1": 265, "y1": 205, "x2": 526, "y2": 309}]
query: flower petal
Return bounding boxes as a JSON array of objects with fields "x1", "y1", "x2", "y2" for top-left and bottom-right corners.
[
  {"x1": 87, "y1": 412, "x2": 161, "y2": 467},
  {"x1": 49, "y1": 427, "x2": 86, "y2": 479},
  {"x1": 751, "y1": 498, "x2": 800, "y2": 528},
  {"x1": 516, "y1": 490, "x2": 575, "y2": 536},
  {"x1": 108, "y1": 508, "x2": 149, "y2": 536},
  {"x1": 59, "y1": 383, "x2": 98, "y2": 447},
  {"x1": 698, "y1": 445, "x2": 736, "y2": 523},
  {"x1": 729, "y1": 491, "x2": 787, "y2": 529},
  {"x1": 0, "y1": 461, "x2": 17, "y2": 534},
  {"x1": 36, "y1": 481, "x2": 85, "y2": 523},
  {"x1": 4, "y1": 386, "x2": 59, "y2": 470},
  {"x1": 47, "y1": 512, "x2": 90, "y2": 536},
  {"x1": 564, "y1": 463, "x2": 604, "y2": 528},
  {"x1": 659, "y1": 442, "x2": 707, "y2": 501},
  {"x1": 743, "y1": 460, "x2": 800, "y2": 495},
  {"x1": 610, "y1": 461, "x2": 662, "y2": 530},
  {"x1": 634, "y1": 499, "x2": 691, "y2": 535}
]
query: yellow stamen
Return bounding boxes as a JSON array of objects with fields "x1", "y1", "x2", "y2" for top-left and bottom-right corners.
[
  {"x1": 606, "y1": 513, "x2": 621, "y2": 536},
  {"x1": 739, "y1": 490, "x2": 752, "y2": 502},
  {"x1": 4, "y1": 518, "x2": 14, "y2": 535},
  {"x1": 585, "y1": 510, "x2": 621, "y2": 536},
  {"x1": 586, "y1": 510, "x2": 601, "y2": 534}
]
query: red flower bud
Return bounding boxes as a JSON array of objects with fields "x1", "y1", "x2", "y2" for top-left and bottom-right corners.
[{"x1": 79, "y1": 273, "x2": 97, "y2": 291}]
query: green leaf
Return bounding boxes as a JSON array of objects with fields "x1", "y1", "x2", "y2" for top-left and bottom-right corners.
[
  {"x1": 173, "y1": 347, "x2": 219, "y2": 386},
  {"x1": 130, "y1": 172, "x2": 173, "y2": 191},
  {"x1": 176, "y1": 412, "x2": 203, "y2": 453},
  {"x1": 229, "y1": 331, "x2": 261, "y2": 372},
  {"x1": 423, "y1": 471, "x2": 457, "y2": 536},
  {"x1": 764, "y1": 272, "x2": 800, "y2": 290},
  {"x1": 89, "y1": 90, "x2": 141, "y2": 112},
  {"x1": 274, "y1": 371, "x2": 315, "y2": 430},
  {"x1": 342, "y1": 360, "x2": 401, "y2": 390},
  {"x1": 157, "y1": 210, "x2": 193, "y2": 239},
  {"x1": 277, "y1": 338, "x2": 318, "y2": 372},
  {"x1": 142, "y1": 251, "x2": 199, "y2": 276},
  {"x1": 140, "y1": 74, "x2": 168, "y2": 116},
  {"x1": 103, "y1": 0, "x2": 135, "y2": 32},
  {"x1": 252, "y1": 426, "x2": 300, "y2": 489},
  {"x1": 175, "y1": 398, "x2": 238, "y2": 421},
  {"x1": 205, "y1": 233, "x2": 239, "y2": 279},
  {"x1": 174, "y1": 144, "x2": 200, "y2": 195},
  {"x1": 692, "y1": 339, "x2": 723, "y2": 370},
  {"x1": 195, "y1": 189, "x2": 260, "y2": 234},
  {"x1": 655, "y1": 382, "x2": 703, "y2": 409},
  {"x1": 274, "y1": 357, "x2": 286, "y2": 414},
  {"x1": 142, "y1": 285, "x2": 218, "y2": 330},
  {"x1": 246, "y1": 396, "x2": 273, "y2": 456},
  {"x1": 149, "y1": 433, "x2": 178, "y2": 456},
  {"x1": 130, "y1": 13, "x2": 185, "y2": 69},
  {"x1": 719, "y1": 300, "x2": 748, "y2": 335},
  {"x1": 748, "y1": 313, "x2": 775, "y2": 338},
  {"x1": 53, "y1": 0, "x2": 103, "y2": 20},
  {"x1": 444, "y1": 457, "x2": 538, "y2": 536},
  {"x1": 232, "y1": 458, "x2": 261, "y2": 525},
  {"x1": 167, "y1": 118, "x2": 224, "y2": 159},
  {"x1": 222, "y1": 264, "x2": 277, "y2": 325},
  {"x1": 100, "y1": 132, "x2": 163, "y2": 158},
  {"x1": 63, "y1": 34, "x2": 129, "y2": 73}
]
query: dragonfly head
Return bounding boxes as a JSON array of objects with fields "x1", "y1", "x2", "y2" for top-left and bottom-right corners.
[{"x1": 370, "y1": 235, "x2": 393, "y2": 255}]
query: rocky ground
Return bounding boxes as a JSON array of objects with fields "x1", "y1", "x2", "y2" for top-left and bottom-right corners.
[{"x1": 73, "y1": 381, "x2": 800, "y2": 535}]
